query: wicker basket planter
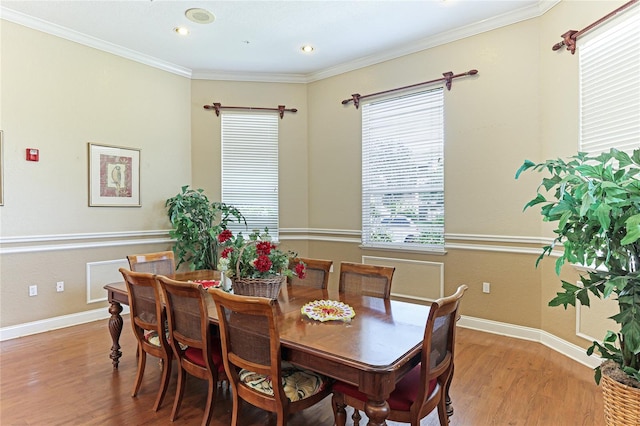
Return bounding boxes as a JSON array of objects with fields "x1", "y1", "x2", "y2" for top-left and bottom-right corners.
[
  {"x1": 602, "y1": 372, "x2": 640, "y2": 426},
  {"x1": 232, "y1": 275, "x2": 286, "y2": 299}
]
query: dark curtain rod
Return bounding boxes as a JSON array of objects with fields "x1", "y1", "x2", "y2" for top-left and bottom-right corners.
[
  {"x1": 341, "y1": 69, "x2": 478, "y2": 109},
  {"x1": 552, "y1": 0, "x2": 638, "y2": 54},
  {"x1": 203, "y1": 103, "x2": 298, "y2": 119}
]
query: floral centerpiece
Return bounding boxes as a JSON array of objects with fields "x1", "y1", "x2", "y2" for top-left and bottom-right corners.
[{"x1": 216, "y1": 228, "x2": 306, "y2": 298}]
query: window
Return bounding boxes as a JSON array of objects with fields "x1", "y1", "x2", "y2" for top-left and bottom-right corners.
[
  {"x1": 579, "y1": 6, "x2": 639, "y2": 155},
  {"x1": 221, "y1": 113, "x2": 279, "y2": 239},
  {"x1": 362, "y1": 88, "x2": 445, "y2": 252}
]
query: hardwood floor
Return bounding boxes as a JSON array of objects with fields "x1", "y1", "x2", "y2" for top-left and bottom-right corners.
[{"x1": 0, "y1": 317, "x2": 603, "y2": 425}]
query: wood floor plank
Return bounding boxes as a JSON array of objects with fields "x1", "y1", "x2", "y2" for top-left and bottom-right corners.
[{"x1": 0, "y1": 318, "x2": 603, "y2": 425}]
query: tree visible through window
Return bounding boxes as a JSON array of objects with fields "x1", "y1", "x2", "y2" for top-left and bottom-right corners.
[
  {"x1": 361, "y1": 89, "x2": 445, "y2": 252},
  {"x1": 221, "y1": 113, "x2": 279, "y2": 239}
]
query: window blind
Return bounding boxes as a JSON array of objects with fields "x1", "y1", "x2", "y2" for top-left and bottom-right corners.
[
  {"x1": 221, "y1": 113, "x2": 279, "y2": 239},
  {"x1": 579, "y1": 5, "x2": 640, "y2": 155},
  {"x1": 362, "y1": 89, "x2": 445, "y2": 251}
]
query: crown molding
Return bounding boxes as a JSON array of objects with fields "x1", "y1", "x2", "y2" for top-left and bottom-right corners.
[
  {"x1": 1, "y1": 1, "x2": 560, "y2": 84},
  {"x1": 304, "y1": 0, "x2": 561, "y2": 82},
  {"x1": 0, "y1": 7, "x2": 192, "y2": 78}
]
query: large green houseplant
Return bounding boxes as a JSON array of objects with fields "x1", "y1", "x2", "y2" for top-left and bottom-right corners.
[
  {"x1": 516, "y1": 148, "x2": 640, "y2": 388},
  {"x1": 166, "y1": 185, "x2": 246, "y2": 271}
]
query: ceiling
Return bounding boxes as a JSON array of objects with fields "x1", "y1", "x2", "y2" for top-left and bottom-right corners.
[{"x1": 0, "y1": 0, "x2": 557, "y2": 82}]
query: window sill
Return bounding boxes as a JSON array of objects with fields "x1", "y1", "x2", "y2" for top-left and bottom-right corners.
[{"x1": 360, "y1": 244, "x2": 447, "y2": 256}]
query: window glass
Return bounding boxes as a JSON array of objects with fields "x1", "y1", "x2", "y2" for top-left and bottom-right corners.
[
  {"x1": 221, "y1": 113, "x2": 279, "y2": 239},
  {"x1": 362, "y1": 89, "x2": 445, "y2": 251},
  {"x1": 579, "y1": 6, "x2": 639, "y2": 155}
]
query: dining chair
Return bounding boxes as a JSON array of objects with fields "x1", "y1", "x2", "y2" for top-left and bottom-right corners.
[
  {"x1": 209, "y1": 289, "x2": 332, "y2": 426},
  {"x1": 337, "y1": 261, "x2": 396, "y2": 424},
  {"x1": 332, "y1": 284, "x2": 469, "y2": 426},
  {"x1": 338, "y1": 261, "x2": 395, "y2": 299},
  {"x1": 288, "y1": 257, "x2": 333, "y2": 289},
  {"x1": 157, "y1": 275, "x2": 226, "y2": 426},
  {"x1": 127, "y1": 250, "x2": 175, "y2": 277},
  {"x1": 119, "y1": 268, "x2": 172, "y2": 412}
]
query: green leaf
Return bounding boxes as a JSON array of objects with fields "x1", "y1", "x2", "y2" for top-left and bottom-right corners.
[
  {"x1": 621, "y1": 214, "x2": 640, "y2": 245},
  {"x1": 523, "y1": 194, "x2": 547, "y2": 211},
  {"x1": 515, "y1": 160, "x2": 536, "y2": 179}
]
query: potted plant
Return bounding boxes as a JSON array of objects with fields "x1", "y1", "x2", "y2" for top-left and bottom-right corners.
[
  {"x1": 166, "y1": 185, "x2": 246, "y2": 271},
  {"x1": 516, "y1": 148, "x2": 640, "y2": 423},
  {"x1": 216, "y1": 228, "x2": 306, "y2": 299}
]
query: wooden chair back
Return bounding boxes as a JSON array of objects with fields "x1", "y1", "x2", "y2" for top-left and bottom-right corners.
[
  {"x1": 127, "y1": 251, "x2": 175, "y2": 277},
  {"x1": 332, "y1": 284, "x2": 468, "y2": 426},
  {"x1": 338, "y1": 261, "x2": 395, "y2": 299},
  {"x1": 411, "y1": 284, "x2": 468, "y2": 423},
  {"x1": 156, "y1": 275, "x2": 224, "y2": 424},
  {"x1": 288, "y1": 257, "x2": 333, "y2": 289},
  {"x1": 118, "y1": 268, "x2": 172, "y2": 411},
  {"x1": 210, "y1": 289, "x2": 331, "y2": 425}
]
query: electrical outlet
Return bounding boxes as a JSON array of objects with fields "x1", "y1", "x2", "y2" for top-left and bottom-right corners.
[
  {"x1": 29, "y1": 285, "x2": 38, "y2": 297},
  {"x1": 482, "y1": 282, "x2": 491, "y2": 293},
  {"x1": 56, "y1": 281, "x2": 64, "y2": 292}
]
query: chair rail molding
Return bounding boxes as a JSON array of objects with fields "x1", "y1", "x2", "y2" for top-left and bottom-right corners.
[{"x1": 0, "y1": 230, "x2": 172, "y2": 254}]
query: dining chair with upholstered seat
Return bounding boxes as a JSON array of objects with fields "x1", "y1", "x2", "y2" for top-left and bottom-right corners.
[
  {"x1": 337, "y1": 261, "x2": 396, "y2": 424},
  {"x1": 288, "y1": 257, "x2": 333, "y2": 289},
  {"x1": 332, "y1": 284, "x2": 468, "y2": 426},
  {"x1": 209, "y1": 289, "x2": 332, "y2": 426},
  {"x1": 127, "y1": 251, "x2": 175, "y2": 277},
  {"x1": 338, "y1": 261, "x2": 395, "y2": 299},
  {"x1": 157, "y1": 275, "x2": 226, "y2": 426},
  {"x1": 119, "y1": 268, "x2": 172, "y2": 412}
]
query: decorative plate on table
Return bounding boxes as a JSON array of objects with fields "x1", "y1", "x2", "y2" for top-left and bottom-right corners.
[
  {"x1": 193, "y1": 280, "x2": 220, "y2": 289},
  {"x1": 301, "y1": 300, "x2": 356, "y2": 322}
]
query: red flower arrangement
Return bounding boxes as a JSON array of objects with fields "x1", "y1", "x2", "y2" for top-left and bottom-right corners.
[{"x1": 216, "y1": 228, "x2": 305, "y2": 280}]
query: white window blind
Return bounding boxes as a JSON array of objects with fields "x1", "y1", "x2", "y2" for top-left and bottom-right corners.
[
  {"x1": 221, "y1": 113, "x2": 279, "y2": 239},
  {"x1": 362, "y1": 88, "x2": 445, "y2": 252},
  {"x1": 579, "y1": 5, "x2": 640, "y2": 155}
]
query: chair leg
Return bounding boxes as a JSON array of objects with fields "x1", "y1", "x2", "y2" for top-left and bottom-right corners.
[
  {"x1": 201, "y1": 376, "x2": 217, "y2": 426},
  {"x1": 131, "y1": 347, "x2": 146, "y2": 397},
  {"x1": 152, "y1": 355, "x2": 172, "y2": 412},
  {"x1": 171, "y1": 367, "x2": 187, "y2": 421},
  {"x1": 230, "y1": 389, "x2": 241, "y2": 426},
  {"x1": 332, "y1": 393, "x2": 347, "y2": 426},
  {"x1": 437, "y1": 394, "x2": 449, "y2": 425},
  {"x1": 352, "y1": 408, "x2": 362, "y2": 426}
]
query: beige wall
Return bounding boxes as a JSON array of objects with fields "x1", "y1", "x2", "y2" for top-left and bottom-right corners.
[
  {"x1": 0, "y1": 0, "x2": 627, "y2": 352},
  {"x1": 0, "y1": 21, "x2": 191, "y2": 326}
]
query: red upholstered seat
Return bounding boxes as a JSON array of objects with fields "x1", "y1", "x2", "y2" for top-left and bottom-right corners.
[
  {"x1": 184, "y1": 343, "x2": 225, "y2": 374},
  {"x1": 332, "y1": 364, "x2": 437, "y2": 411}
]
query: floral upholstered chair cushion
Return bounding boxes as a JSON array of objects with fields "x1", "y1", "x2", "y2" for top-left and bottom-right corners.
[
  {"x1": 144, "y1": 330, "x2": 187, "y2": 350},
  {"x1": 239, "y1": 361, "x2": 330, "y2": 402}
]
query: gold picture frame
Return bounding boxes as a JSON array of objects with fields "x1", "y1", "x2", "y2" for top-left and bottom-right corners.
[{"x1": 88, "y1": 143, "x2": 140, "y2": 207}]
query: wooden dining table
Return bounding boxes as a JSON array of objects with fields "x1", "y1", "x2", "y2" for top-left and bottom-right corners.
[{"x1": 104, "y1": 270, "x2": 433, "y2": 426}]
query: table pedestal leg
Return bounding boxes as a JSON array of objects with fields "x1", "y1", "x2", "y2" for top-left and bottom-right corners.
[
  {"x1": 364, "y1": 399, "x2": 390, "y2": 426},
  {"x1": 108, "y1": 301, "x2": 123, "y2": 369}
]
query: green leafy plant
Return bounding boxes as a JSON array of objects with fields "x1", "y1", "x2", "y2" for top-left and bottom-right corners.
[
  {"x1": 516, "y1": 148, "x2": 640, "y2": 386},
  {"x1": 166, "y1": 185, "x2": 246, "y2": 271}
]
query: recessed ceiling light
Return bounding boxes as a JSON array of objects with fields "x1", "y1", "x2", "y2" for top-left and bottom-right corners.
[
  {"x1": 185, "y1": 8, "x2": 215, "y2": 24},
  {"x1": 301, "y1": 45, "x2": 314, "y2": 53},
  {"x1": 174, "y1": 27, "x2": 190, "y2": 36}
]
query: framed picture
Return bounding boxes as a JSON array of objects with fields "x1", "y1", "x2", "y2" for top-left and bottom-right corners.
[
  {"x1": 0, "y1": 130, "x2": 3, "y2": 206},
  {"x1": 88, "y1": 143, "x2": 140, "y2": 207}
]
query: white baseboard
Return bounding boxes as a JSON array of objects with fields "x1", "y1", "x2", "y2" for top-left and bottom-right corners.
[
  {"x1": 458, "y1": 315, "x2": 601, "y2": 369},
  {"x1": 0, "y1": 306, "x2": 129, "y2": 341}
]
